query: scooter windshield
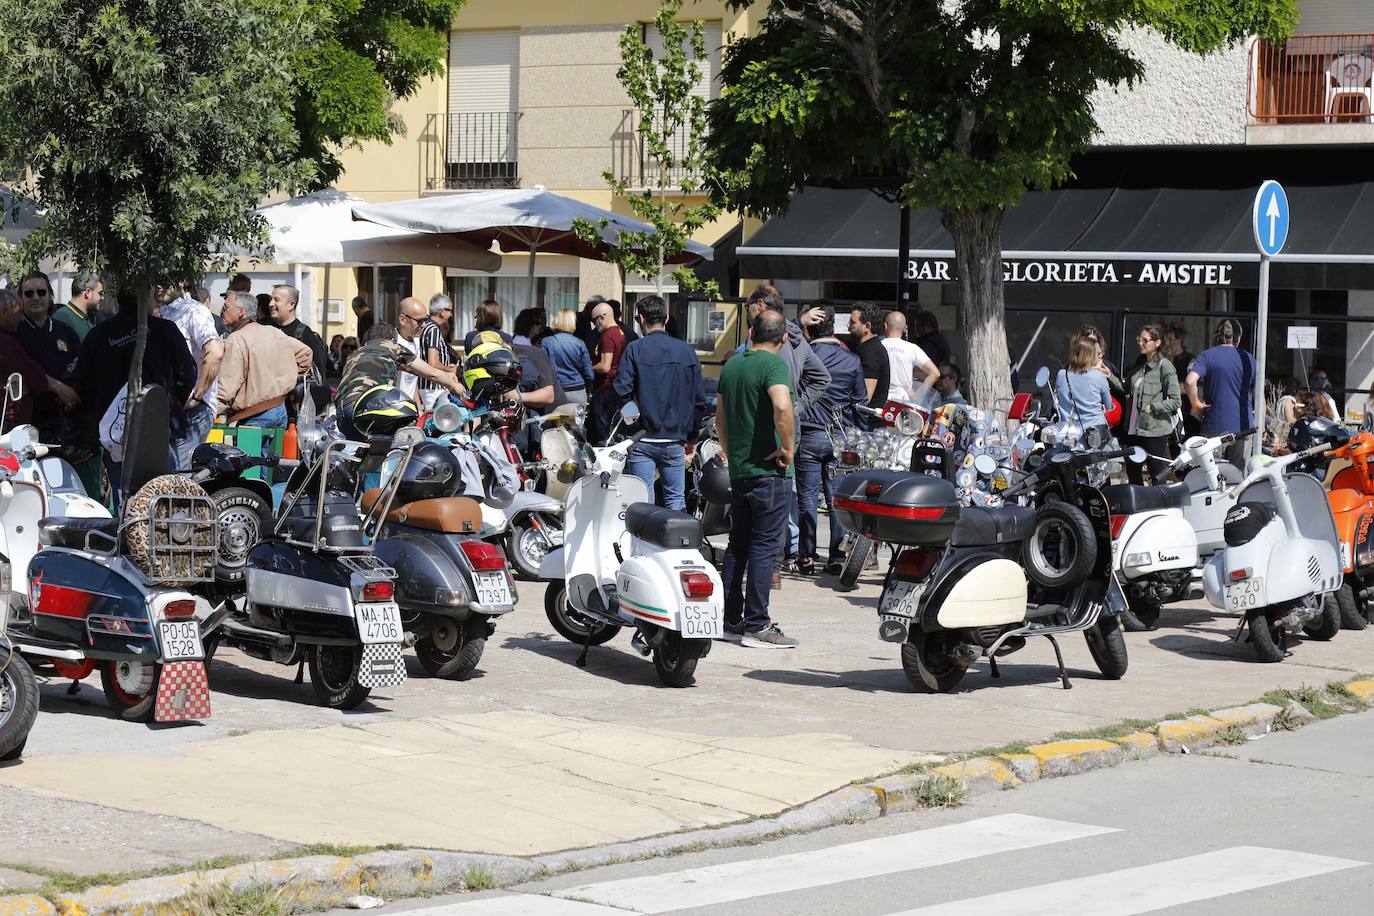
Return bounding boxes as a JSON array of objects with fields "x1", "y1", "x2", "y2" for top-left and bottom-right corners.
[{"x1": 1239, "y1": 472, "x2": 1340, "y2": 552}]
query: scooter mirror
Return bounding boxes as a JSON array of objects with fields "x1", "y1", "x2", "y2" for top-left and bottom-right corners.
[
  {"x1": 6, "y1": 372, "x2": 21, "y2": 402},
  {"x1": 973, "y1": 454, "x2": 998, "y2": 476},
  {"x1": 621, "y1": 401, "x2": 641, "y2": 425},
  {"x1": 393, "y1": 426, "x2": 425, "y2": 449},
  {"x1": 557, "y1": 460, "x2": 581, "y2": 484},
  {"x1": 1034, "y1": 366, "x2": 1050, "y2": 388},
  {"x1": 1126, "y1": 445, "x2": 1147, "y2": 464}
]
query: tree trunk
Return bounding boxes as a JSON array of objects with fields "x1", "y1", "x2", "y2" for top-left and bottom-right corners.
[
  {"x1": 942, "y1": 205, "x2": 1014, "y2": 407},
  {"x1": 127, "y1": 284, "x2": 153, "y2": 393}
]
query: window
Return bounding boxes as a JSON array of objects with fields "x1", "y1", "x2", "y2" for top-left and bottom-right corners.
[{"x1": 446, "y1": 29, "x2": 519, "y2": 188}]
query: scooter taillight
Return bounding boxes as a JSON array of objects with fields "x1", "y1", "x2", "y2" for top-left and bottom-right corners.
[
  {"x1": 163, "y1": 599, "x2": 197, "y2": 619},
  {"x1": 362, "y1": 581, "x2": 395, "y2": 602},
  {"x1": 893, "y1": 548, "x2": 938, "y2": 580},
  {"x1": 1230, "y1": 567, "x2": 1251, "y2": 582},
  {"x1": 841, "y1": 451, "x2": 860, "y2": 466},
  {"x1": 1109, "y1": 515, "x2": 1127, "y2": 540},
  {"x1": 460, "y1": 540, "x2": 507, "y2": 571},
  {"x1": 680, "y1": 571, "x2": 714, "y2": 599}
]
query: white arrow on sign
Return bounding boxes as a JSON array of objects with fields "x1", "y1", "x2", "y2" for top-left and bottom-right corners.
[{"x1": 1266, "y1": 192, "x2": 1281, "y2": 249}]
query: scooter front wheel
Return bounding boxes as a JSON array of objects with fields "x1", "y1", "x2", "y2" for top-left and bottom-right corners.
[
  {"x1": 510, "y1": 518, "x2": 559, "y2": 580},
  {"x1": 1085, "y1": 614, "x2": 1129, "y2": 679},
  {"x1": 901, "y1": 631, "x2": 969, "y2": 693},
  {"x1": 101, "y1": 659, "x2": 159, "y2": 722},
  {"x1": 1335, "y1": 582, "x2": 1367, "y2": 631},
  {"x1": 308, "y1": 645, "x2": 372, "y2": 709},
  {"x1": 544, "y1": 583, "x2": 620, "y2": 646},
  {"x1": 653, "y1": 634, "x2": 707, "y2": 688},
  {"x1": 837, "y1": 536, "x2": 875, "y2": 591},
  {"x1": 0, "y1": 648, "x2": 39, "y2": 760}
]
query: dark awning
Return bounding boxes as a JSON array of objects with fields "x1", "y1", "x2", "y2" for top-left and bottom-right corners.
[{"x1": 740, "y1": 162, "x2": 1374, "y2": 290}]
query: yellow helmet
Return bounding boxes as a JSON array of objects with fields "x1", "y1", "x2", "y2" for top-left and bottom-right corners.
[
  {"x1": 462, "y1": 342, "x2": 522, "y2": 402},
  {"x1": 352, "y1": 385, "x2": 419, "y2": 437}
]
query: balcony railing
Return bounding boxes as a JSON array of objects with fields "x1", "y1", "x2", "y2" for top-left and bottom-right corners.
[
  {"x1": 1250, "y1": 34, "x2": 1374, "y2": 123},
  {"x1": 423, "y1": 111, "x2": 519, "y2": 192},
  {"x1": 611, "y1": 108, "x2": 706, "y2": 190}
]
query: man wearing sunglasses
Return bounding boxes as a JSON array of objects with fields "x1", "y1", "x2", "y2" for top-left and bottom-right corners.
[
  {"x1": 54, "y1": 270, "x2": 105, "y2": 342},
  {"x1": 14, "y1": 273, "x2": 81, "y2": 448}
]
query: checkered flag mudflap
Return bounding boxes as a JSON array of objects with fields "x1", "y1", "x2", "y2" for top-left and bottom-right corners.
[
  {"x1": 359, "y1": 644, "x2": 407, "y2": 689},
  {"x1": 154, "y1": 661, "x2": 212, "y2": 722}
]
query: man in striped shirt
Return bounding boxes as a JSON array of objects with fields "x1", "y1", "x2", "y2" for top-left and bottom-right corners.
[{"x1": 416, "y1": 293, "x2": 456, "y2": 411}]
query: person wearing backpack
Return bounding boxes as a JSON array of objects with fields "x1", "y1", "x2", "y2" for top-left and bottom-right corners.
[{"x1": 1123, "y1": 324, "x2": 1181, "y2": 484}]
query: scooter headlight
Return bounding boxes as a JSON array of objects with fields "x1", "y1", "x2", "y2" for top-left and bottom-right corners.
[{"x1": 433, "y1": 401, "x2": 463, "y2": 434}]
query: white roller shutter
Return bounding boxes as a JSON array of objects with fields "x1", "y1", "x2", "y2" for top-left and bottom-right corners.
[
  {"x1": 1298, "y1": 0, "x2": 1370, "y2": 34},
  {"x1": 447, "y1": 30, "x2": 518, "y2": 164}
]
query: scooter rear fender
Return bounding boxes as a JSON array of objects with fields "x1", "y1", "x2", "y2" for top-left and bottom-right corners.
[
  {"x1": 1117, "y1": 511, "x2": 1199, "y2": 579},
  {"x1": 617, "y1": 550, "x2": 723, "y2": 638}
]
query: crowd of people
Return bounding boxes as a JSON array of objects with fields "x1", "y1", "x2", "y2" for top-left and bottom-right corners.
[{"x1": 0, "y1": 268, "x2": 1356, "y2": 653}]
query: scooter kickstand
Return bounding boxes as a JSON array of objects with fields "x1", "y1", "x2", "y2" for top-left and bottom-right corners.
[
  {"x1": 988, "y1": 655, "x2": 1001, "y2": 679},
  {"x1": 576, "y1": 629, "x2": 593, "y2": 669},
  {"x1": 1046, "y1": 635, "x2": 1071, "y2": 690},
  {"x1": 66, "y1": 680, "x2": 81, "y2": 695},
  {"x1": 293, "y1": 658, "x2": 306, "y2": 684}
]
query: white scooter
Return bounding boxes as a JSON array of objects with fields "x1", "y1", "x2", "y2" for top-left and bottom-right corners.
[
  {"x1": 539, "y1": 403, "x2": 724, "y2": 687},
  {"x1": 1202, "y1": 443, "x2": 1343, "y2": 661},
  {"x1": 1103, "y1": 478, "x2": 1199, "y2": 631},
  {"x1": 1156, "y1": 429, "x2": 1252, "y2": 562}
]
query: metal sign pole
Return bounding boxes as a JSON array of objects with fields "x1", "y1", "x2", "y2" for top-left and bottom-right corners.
[{"x1": 1253, "y1": 253, "x2": 1270, "y2": 457}]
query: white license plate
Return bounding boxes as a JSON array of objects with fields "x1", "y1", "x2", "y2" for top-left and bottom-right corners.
[
  {"x1": 475, "y1": 572, "x2": 513, "y2": 607},
  {"x1": 681, "y1": 602, "x2": 723, "y2": 639},
  {"x1": 158, "y1": 620, "x2": 204, "y2": 661},
  {"x1": 1226, "y1": 577, "x2": 1264, "y2": 611},
  {"x1": 879, "y1": 581, "x2": 922, "y2": 619},
  {"x1": 357, "y1": 602, "x2": 403, "y2": 644}
]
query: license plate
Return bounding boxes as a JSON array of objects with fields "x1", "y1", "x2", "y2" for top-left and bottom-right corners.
[
  {"x1": 681, "y1": 602, "x2": 722, "y2": 639},
  {"x1": 158, "y1": 620, "x2": 204, "y2": 661},
  {"x1": 357, "y1": 602, "x2": 403, "y2": 644},
  {"x1": 879, "y1": 581, "x2": 922, "y2": 619},
  {"x1": 1227, "y1": 577, "x2": 1263, "y2": 611},
  {"x1": 474, "y1": 572, "x2": 513, "y2": 607}
]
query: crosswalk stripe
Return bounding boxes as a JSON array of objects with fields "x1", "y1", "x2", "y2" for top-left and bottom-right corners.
[
  {"x1": 383, "y1": 893, "x2": 630, "y2": 914},
  {"x1": 555, "y1": 814, "x2": 1117, "y2": 913},
  {"x1": 895, "y1": 845, "x2": 1366, "y2": 915}
]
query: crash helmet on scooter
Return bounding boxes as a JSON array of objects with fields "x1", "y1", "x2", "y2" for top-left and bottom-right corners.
[
  {"x1": 1287, "y1": 415, "x2": 1350, "y2": 454},
  {"x1": 463, "y1": 342, "x2": 522, "y2": 404},
  {"x1": 353, "y1": 384, "x2": 419, "y2": 437},
  {"x1": 697, "y1": 454, "x2": 732, "y2": 505},
  {"x1": 392, "y1": 440, "x2": 463, "y2": 502}
]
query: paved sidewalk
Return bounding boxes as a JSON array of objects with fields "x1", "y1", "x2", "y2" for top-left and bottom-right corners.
[{"x1": 3, "y1": 554, "x2": 1372, "y2": 872}]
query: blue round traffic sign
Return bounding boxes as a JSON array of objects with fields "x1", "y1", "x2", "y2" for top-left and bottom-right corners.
[{"x1": 1252, "y1": 180, "x2": 1289, "y2": 257}]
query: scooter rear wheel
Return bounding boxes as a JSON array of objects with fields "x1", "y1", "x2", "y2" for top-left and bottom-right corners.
[
  {"x1": 1335, "y1": 582, "x2": 1367, "y2": 631},
  {"x1": 415, "y1": 616, "x2": 486, "y2": 679},
  {"x1": 544, "y1": 583, "x2": 620, "y2": 646},
  {"x1": 1247, "y1": 611, "x2": 1287, "y2": 663},
  {"x1": 101, "y1": 659, "x2": 159, "y2": 722},
  {"x1": 308, "y1": 645, "x2": 372, "y2": 709},
  {"x1": 653, "y1": 634, "x2": 707, "y2": 688},
  {"x1": 1303, "y1": 594, "x2": 1342, "y2": 641},
  {"x1": 1119, "y1": 599, "x2": 1161, "y2": 632},
  {"x1": 901, "y1": 631, "x2": 969, "y2": 693}
]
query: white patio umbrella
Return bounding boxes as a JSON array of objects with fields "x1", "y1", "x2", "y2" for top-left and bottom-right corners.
[
  {"x1": 351, "y1": 186, "x2": 712, "y2": 309},
  {"x1": 250, "y1": 188, "x2": 501, "y2": 343}
]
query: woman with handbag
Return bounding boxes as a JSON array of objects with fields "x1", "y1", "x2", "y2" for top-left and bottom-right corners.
[
  {"x1": 1123, "y1": 324, "x2": 1181, "y2": 484},
  {"x1": 1055, "y1": 331, "x2": 1114, "y2": 445}
]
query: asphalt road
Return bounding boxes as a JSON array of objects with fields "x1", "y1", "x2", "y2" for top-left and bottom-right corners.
[{"x1": 358, "y1": 711, "x2": 1374, "y2": 915}]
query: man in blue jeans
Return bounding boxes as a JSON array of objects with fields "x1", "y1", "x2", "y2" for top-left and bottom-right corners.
[
  {"x1": 718, "y1": 310, "x2": 798, "y2": 648},
  {"x1": 796, "y1": 306, "x2": 868, "y2": 576},
  {"x1": 613, "y1": 295, "x2": 708, "y2": 510}
]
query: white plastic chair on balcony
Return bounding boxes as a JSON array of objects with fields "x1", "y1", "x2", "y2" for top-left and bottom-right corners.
[{"x1": 1325, "y1": 53, "x2": 1374, "y2": 123}]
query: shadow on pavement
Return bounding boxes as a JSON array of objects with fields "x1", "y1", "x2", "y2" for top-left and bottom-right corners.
[
  {"x1": 199, "y1": 653, "x2": 395, "y2": 713},
  {"x1": 500, "y1": 634, "x2": 673, "y2": 688}
]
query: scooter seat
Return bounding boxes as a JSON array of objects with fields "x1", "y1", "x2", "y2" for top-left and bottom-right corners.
[
  {"x1": 362, "y1": 488, "x2": 483, "y2": 534},
  {"x1": 37, "y1": 516, "x2": 119, "y2": 549},
  {"x1": 625, "y1": 503, "x2": 703, "y2": 550},
  {"x1": 949, "y1": 506, "x2": 1037, "y2": 547},
  {"x1": 1101, "y1": 483, "x2": 1188, "y2": 515}
]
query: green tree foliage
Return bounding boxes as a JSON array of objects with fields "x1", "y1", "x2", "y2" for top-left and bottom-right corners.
[
  {"x1": 708, "y1": 0, "x2": 1298, "y2": 403},
  {"x1": 0, "y1": 0, "x2": 313, "y2": 384},
  {"x1": 295, "y1": 0, "x2": 466, "y2": 189},
  {"x1": 574, "y1": 0, "x2": 722, "y2": 299}
]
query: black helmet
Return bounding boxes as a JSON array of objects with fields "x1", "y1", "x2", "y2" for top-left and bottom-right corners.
[
  {"x1": 353, "y1": 385, "x2": 419, "y2": 437},
  {"x1": 463, "y1": 342, "x2": 522, "y2": 404},
  {"x1": 1287, "y1": 416, "x2": 1350, "y2": 453},
  {"x1": 393, "y1": 441, "x2": 462, "y2": 502},
  {"x1": 697, "y1": 455, "x2": 732, "y2": 505}
]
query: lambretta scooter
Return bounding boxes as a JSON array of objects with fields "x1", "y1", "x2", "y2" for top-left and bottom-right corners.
[
  {"x1": 1202, "y1": 441, "x2": 1344, "y2": 662},
  {"x1": 835, "y1": 444, "x2": 1133, "y2": 693},
  {"x1": 0, "y1": 378, "x2": 220, "y2": 722},
  {"x1": 540, "y1": 403, "x2": 724, "y2": 687},
  {"x1": 211, "y1": 398, "x2": 413, "y2": 708}
]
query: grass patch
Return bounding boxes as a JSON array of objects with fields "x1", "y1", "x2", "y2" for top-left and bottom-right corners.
[
  {"x1": 177, "y1": 880, "x2": 298, "y2": 915},
  {"x1": 227, "y1": 728, "x2": 251, "y2": 738},
  {"x1": 1326, "y1": 681, "x2": 1368, "y2": 708},
  {"x1": 1, "y1": 856, "x2": 253, "y2": 896},
  {"x1": 1272, "y1": 706, "x2": 1305, "y2": 732},
  {"x1": 1160, "y1": 708, "x2": 1210, "y2": 721},
  {"x1": 1052, "y1": 718, "x2": 1157, "y2": 742},
  {"x1": 892, "y1": 759, "x2": 940, "y2": 776},
  {"x1": 1214, "y1": 724, "x2": 1250, "y2": 746},
  {"x1": 912, "y1": 774, "x2": 967, "y2": 810},
  {"x1": 280, "y1": 842, "x2": 390, "y2": 860},
  {"x1": 462, "y1": 865, "x2": 497, "y2": 892}
]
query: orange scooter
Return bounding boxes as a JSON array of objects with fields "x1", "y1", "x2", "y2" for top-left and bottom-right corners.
[{"x1": 1322, "y1": 432, "x2": 1374, "y2": 630}]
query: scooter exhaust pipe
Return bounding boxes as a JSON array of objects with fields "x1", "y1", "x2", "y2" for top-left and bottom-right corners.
[{"x1": 630, "y1": 631, "x2": 653, "y2": 657}]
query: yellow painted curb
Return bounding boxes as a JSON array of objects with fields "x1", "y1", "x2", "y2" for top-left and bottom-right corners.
[
  {"x1": 1024, "y1": 739, "x2": 1124, "y2": 777},
  {"x1": 932, "y1": 757, "x2": 1019, "y2": 789},
  {"x1": 998, "y1": 752, "x2": 1042, "y2": 782},
  {"x1": 1157, "y1": 715, "x2": 1224, "y2": 751},
  {"x1": 1347, "y1": 679, "x2": 1374, "y2": 703},
  {"x1": 0, "y1": 896, "x2": 56, "y2": 916},
  {"x1": 1113, "y1": 731, "x2": 1159, "y2": 755}
]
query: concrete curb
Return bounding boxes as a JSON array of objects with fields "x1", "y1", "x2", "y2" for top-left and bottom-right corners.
[{"x1": 5, "y1": 679, "x2": 1369, "y2": 914}]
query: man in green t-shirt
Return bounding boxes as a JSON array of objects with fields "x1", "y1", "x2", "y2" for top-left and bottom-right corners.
[{"x1": 717, "y1": 310, "x2": 798, "y2": 648}]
